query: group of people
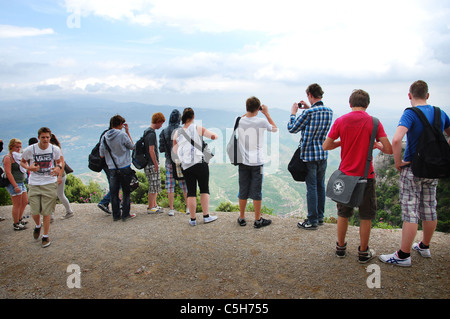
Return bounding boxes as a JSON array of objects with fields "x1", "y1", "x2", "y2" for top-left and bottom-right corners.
[
  {"x1": 1, "y1": 128, "x2": 74, "y2": 247},
  {"x1": 1, "y1": 80, "x2": 449, "y2": 268},
  {"x1": 289, "y1": 80, "x2": 450, "y2": 266}
]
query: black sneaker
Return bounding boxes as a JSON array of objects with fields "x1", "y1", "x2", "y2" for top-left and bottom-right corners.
[
  {"x1": 254, "y1": 217, "x2": 271, "y2": 228},
  {"x1": 297, "y1": 220, "x2": 318, "y2": 230},
  {"x1": 98, "y1": 203, "x2": 112, "y2": 214},
  {"x1": 13, "y1": 222, "x2": 27, "y2": 231},
  {"x1": 33, "y1": 226, "x2": 41, "y2": 240},
  {"x1": 336, "y1": 242, "x2": 347, "y2": 258},
  {"x1": 237, "y1": 217, "x2": 247, "y2": 226},
  {"x1": 358, "y1": 246, "x2": 375, "y2": 263}
]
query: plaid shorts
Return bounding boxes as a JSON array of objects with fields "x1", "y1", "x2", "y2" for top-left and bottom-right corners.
[
  {"x1": 145, "y1": 165, "x2": 162, "y2": 194},
  {"x1": 400, "y1": 166, "x2": 438, "y2": 223},
  {"x1": 165, "y1": 162, "x2": 187, "y2": 193}
]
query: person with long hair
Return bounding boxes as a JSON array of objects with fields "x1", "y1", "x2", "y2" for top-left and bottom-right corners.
[
  {"x1": 2, "y1": 139, "x2": 28, "y2": 231},
  {"x1": 50, "y1": 134, "x2": 74, "y2": 220},
  {"x1": 173, "y1": 107, "x2": 218, "y2": 226}
]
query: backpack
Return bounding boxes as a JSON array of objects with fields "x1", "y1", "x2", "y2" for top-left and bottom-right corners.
[
  {"x1": 408, "y1": 106, "x2": 450, "y2": 179},
  {"x1": 226, "y1": 117, "x2": 244, "y2": 165},
  {"x1": 0, "y1": 166, "x2": 10, "y2": 187},
  {"x1": 88, "y1": 129, "x2": 108, "y2": 172},
  {"x1": 132, "y1": 129, "x2": 152, "y2": 170}
]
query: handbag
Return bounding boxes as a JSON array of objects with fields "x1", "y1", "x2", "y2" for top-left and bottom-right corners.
[
  {"x1": 0, "y1": 166, "x2": 10, "y2": 187},
  {"x1": 326, "y1": 117, "x2": 379, "y2": 207},
  {"x1": 64, "y1": 162, "x2": 74, "y2": 174},
  {"x1": 288, "y1": 146, "x2": 307, "y2": 182},
  {"x1": 226, "y1": 117, "x2": 244, "y2": 166},
  {"x1": 103, "y1": 139, "x2": 140, "y2": 192},
  {"x1": 179, "y1": 128, "x2": 214, "y2": 164}
]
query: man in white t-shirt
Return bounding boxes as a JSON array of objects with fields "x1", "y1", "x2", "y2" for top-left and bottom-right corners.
[
  {"x1": 21, "y1": 127, "x2": 63, "y2": 248},
  {"x1": 236, "y1": 96, "x2": 278, "y2": 228}
]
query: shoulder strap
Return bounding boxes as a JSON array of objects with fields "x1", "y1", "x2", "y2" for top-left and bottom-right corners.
[
  {"x1": 179, "y1": 127, "x2": 204, "y2": 152},
  {"x1": 233, "y1": 117, "x2": 241, "y2": 132},
  {"x1": 364, "y1": 117, "x2": 379, "y2": 178},
  {"x1": 432, "y1": 106, "x2": 442, "y2": 130},
  {"x1": 103, "y1": 139, "x2": 119, "y2": 169}
]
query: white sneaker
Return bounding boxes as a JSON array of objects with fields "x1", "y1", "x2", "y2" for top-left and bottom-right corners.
[
  {"x1": 379, "y1": 251, "x2": 411, "y2": 267},
  {"x1": 412, "y1": 242, "x2": 431, "y2": 258},
  {"x1": 203, "y1": 215, "x2": 218, "y2": 224},
  {"x1": 189, "y1": 219, "x2": 197, "y2": 226},
  {"x1": 168, "y1": 209, "x2": 175, "y2": 216}
]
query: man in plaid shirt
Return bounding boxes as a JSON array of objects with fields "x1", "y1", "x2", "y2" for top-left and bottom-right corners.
[{"x1": 288, "y1": 83, "x2": 333, "y2": 230}]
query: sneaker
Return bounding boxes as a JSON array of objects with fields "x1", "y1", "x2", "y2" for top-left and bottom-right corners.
[
  {"x1": 297, "y1": 220, "x2": 317, "y2": 230},
  {"x1": 61, "y1": 212, "x2": 74, "y2": 220},
  {"x1": 336, "y1": 242, "x2": 347, "y2": 258},
  {"x1": 189, "y1": 219, "x2": 197, "y2": 226},
  {"x1": 379, "y1": 251, "x2": 412, "y2": 267},
  {"x1": 237, "y1": 217, "x2": 247, "y2": 226},
  {"x1": 19, "y1": 218, "x2": 28, "y2": 225},
  {"x1": 204, "y1": 215, "x2": 218, "y2": 224},
  {"x1": 318, "y1": 219, "x2": 324, "y2": 226},
  {"x1": 13, "y1": 222, "x2": 27, "y2": 231},
  {"x1": 168, "y1": 209, "x2": 175, "y2": 216},
  {"x1": 41, "y1": 236, "x2": 51, "y2": 248},
  {"x1": 33, "y1": 225, "x2": 41, "y2": 240},
  {"x1": 122, "y1": 213, "x2": 136, "y2": 222},
  {"x1": 254, "y1": 217, "x2": 272, "y2": 228},
  {"x1": 412, "y1": 242, "x2": 431, "y2": 258},
  {"x1": 98, "y1": 203, "x2": 112, "y2": 214},
  {"x1": 358, "y1": 246, "x2": 375, "y2": 264},
  {"x1": 147, "y1": 206, "x2": 163, "y2": 214}
]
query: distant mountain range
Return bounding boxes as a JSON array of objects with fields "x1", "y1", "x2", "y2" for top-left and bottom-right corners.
[{"x1": 0, "y1": 97, "x2": 399, "y2": 216}]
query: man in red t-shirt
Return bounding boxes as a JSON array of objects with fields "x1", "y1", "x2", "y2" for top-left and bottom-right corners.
[{"x1": 323, "y1": 89, "x2": 393, "y2": 263}]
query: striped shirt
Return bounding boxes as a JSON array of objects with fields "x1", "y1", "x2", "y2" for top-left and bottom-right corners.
[{"x1": 287, "y1": 102, "x2": 333, "y2": 161}]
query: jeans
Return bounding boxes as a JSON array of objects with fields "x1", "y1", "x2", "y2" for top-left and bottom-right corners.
[
  {"x1": 110, "y1": 166, "x2": 132, "y2": 220},
  {"x1": 99, "y1": 168, "x2": 111, "y2": 206},
  {"x1": 305, "y1": 160, "x2": 327, "y2": 225}
]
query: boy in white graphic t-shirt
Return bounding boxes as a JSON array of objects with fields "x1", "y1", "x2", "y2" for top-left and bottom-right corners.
[{"x1": 21, "y1": 127, "x2": 63, "y2": 248}]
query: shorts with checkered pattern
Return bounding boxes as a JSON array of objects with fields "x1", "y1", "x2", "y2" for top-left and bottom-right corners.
[
  {"x1": 145, "y1": 165, "x2": 162, "y2": 194},
  {"x1": 400, "y1": 166, "x2": 438, "y2": 223},
  {"x1": 165, "y1": 161, "x2": 187, "y2": 193}
]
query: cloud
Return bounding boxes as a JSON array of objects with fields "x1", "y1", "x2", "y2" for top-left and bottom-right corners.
[{"x1": 0, "y1": 25, "x2": 55, "y2": 38}]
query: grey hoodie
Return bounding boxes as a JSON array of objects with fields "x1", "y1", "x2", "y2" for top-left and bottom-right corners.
[{"x1": 99, "y1": 129, "x2": 134, "y2": 169}]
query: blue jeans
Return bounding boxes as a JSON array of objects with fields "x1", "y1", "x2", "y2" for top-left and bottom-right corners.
[
  {"x1": 305, "y1": 160, "x2": 327, "y2": 225},
  {"x1": 99, "y1": 167, "x2": 111, "y2": 206},
  {"x1": 110, "y1": 166, "x2": 132, "y2": 220}
]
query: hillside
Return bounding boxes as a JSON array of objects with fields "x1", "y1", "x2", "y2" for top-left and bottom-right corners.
[{"x1": 1, "y1": 203, "x2": 448, "y2": 302}]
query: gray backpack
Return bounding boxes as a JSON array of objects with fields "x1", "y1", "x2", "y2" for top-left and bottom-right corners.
[{"x1": 326, "y1": 117, "x2": 379, "y2": 207}]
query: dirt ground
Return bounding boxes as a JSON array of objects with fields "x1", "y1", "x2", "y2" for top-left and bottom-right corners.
[{"x1": 0, "y1": 203, "x2": 448, "y2": 302}]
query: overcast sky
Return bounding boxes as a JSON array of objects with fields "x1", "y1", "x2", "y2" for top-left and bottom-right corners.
[{"x1": 1, "y1": 0, "x2": 449, "y2": 118}]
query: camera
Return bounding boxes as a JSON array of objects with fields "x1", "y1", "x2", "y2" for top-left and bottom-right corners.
[{"x1": 298, "y1": 103, "x2": 302, "y2": 108}]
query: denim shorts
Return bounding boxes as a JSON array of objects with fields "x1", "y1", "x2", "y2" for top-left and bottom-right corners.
[{"x1": 6, "y1": 182, "x2": 27, "y2": 196}]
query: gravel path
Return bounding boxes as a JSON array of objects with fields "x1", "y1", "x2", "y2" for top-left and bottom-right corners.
[{"x1": 0, "y1": 203, "x2": 448, "y2": 300}]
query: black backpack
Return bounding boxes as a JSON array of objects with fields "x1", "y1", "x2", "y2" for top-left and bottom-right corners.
[
  {"x1": 88, "y1": 129, "x2": 109, "y2": 172},
  {"x1": 132, "y1": 129, "x2": 152, "y2": 170},
  {"x1": 408, "y1": 106, "x2": 450, "y2": 178}
]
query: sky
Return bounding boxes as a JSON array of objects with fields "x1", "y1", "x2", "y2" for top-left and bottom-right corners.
[{"x1": 0, "y1": 0, "x2": 449, "y2": 118}]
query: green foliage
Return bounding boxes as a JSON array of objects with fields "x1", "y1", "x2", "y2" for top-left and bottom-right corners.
[
  {"x1": 0, "y1": 188, "x2": 12, "y2": 206},
  {"x1": 215, "y1": 200, "x2": 275, "y2": 215},
  {"x1": 65, "y1": 174, "x2": 104, "y2": 203}
]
